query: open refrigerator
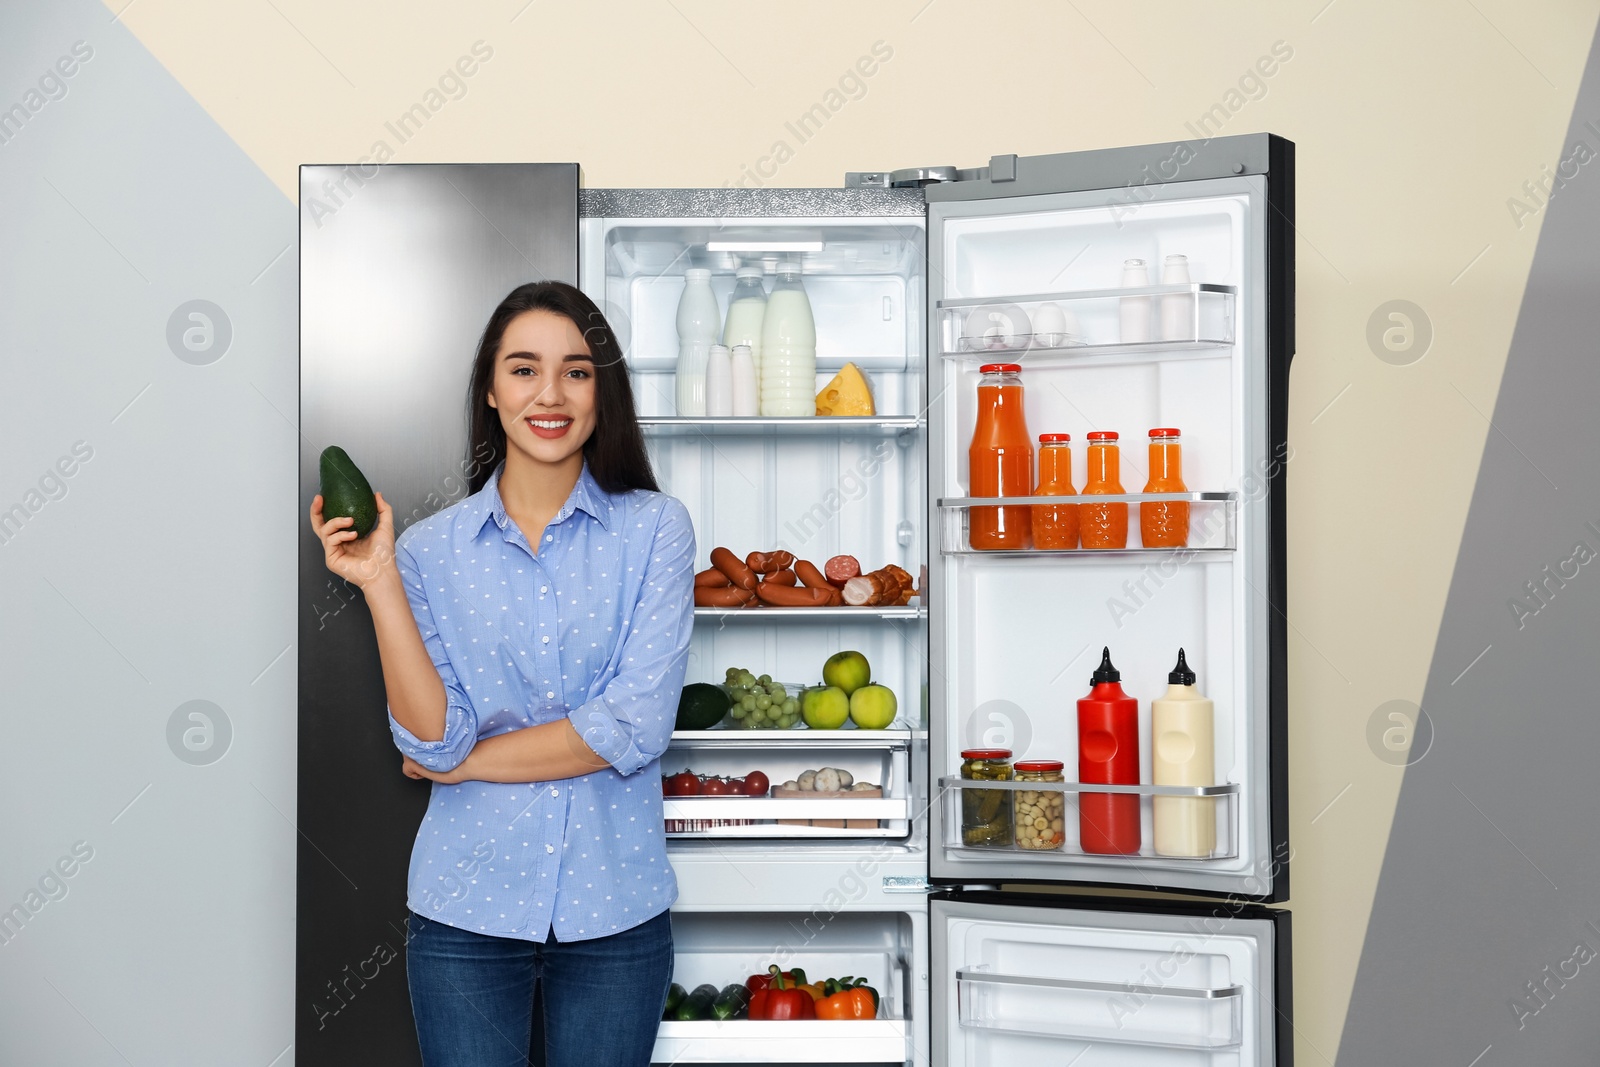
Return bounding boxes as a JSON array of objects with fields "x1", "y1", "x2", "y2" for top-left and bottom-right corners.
[
  {"x1": 297, "y1": 133, "x2": 1293, "y2": 1067},
  {"x1": 581, "y1": 136, "x2": 1293, "y2": 1066}
]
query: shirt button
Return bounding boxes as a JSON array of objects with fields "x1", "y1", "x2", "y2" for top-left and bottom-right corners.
[
  {"x1": 542, "y1": 636, "x2": 550, "y2": 644},
  {"x1": 550, "y1": 787, "x2": 559, "y2": 797},
  {"x1": 540, "y1": 586, "x2": 548, "y2": 594},
  {"x1": 547, "y1": 691, "x2": 555, "y2": 699},
  {"x1": 546, "y1": 844, "x2": 555, "y2": 854}
]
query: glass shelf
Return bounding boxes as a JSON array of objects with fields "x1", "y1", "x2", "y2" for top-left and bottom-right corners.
[
  {"x1": 693, "y1": 604, "x2": 925, "y2": 621},
  {"x1": 936, "y1": 493, "x2": 1236, "y2": 556},
  {"x1": 641, "y1": 416, "x2": 923, "y2": 437},
  {"x1": 939, "y1": 777, "x2": 1240, "y2": 861},
  {"x1": 670, "y1": 728, "x2": 914, "y2": 748},
  {"x1": 956, "y1": 967, "x2": 1243, "y2": 1049},
  {"x1": 938, "y1": 283, "x2": 1236, "y2": 359}
]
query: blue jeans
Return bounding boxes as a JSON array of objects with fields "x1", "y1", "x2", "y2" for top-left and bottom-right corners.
[{"x1": 405, "y1": 909, "x2": 673, "y2": 1067}]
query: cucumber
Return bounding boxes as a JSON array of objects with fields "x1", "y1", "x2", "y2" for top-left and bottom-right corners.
[
  {"x1": 662, "y1": 982, "x2": 687, "y2": 1020},
  {"x1": 674, "y1": 982, "x2": 720, "y2": 1021},
  {"x1": 319, "y1": 445, "x2": 378, "y2": 538},
  {"x1": 711, "y1": 982, "x2": 751, "y2": 1020}
]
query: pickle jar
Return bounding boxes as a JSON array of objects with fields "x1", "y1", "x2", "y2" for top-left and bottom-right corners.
[
  {"x1": 1013, "y1": 760, "x2": 1067, "y2": 851},
  {"x1": 960, "y1": 749, "x2": 1014, "y2": 847}
]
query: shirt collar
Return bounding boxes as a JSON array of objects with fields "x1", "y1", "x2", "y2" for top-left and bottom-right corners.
[{"x1": 469, "y1": 458, "x2": 614, "y2": 540}]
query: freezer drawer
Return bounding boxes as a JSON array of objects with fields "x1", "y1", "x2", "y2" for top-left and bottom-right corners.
[{"x1": 931, "y1": 891, "x2": 1290, "y2": 1066}]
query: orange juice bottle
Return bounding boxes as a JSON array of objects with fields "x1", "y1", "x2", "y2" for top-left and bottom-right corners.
[
  {"x1": 1141, "y1": 427, "x2": 1190, "y2": 548},
  {"x1": 1080, "y1": 431, "x2": 1128, "y2": 549},
  {"x1": 1031, "y1": 434, "x2": 1078, "y2": 549},
  {"x1": 968, "y1": 363, "x2": 1033, "y2": 550}
]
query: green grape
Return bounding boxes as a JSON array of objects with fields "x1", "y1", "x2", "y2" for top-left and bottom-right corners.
[
  {"x1": 730, "y1": 705, "x2": 747, "y2": 719},
  {"x1": 758, "y1": 674, "x2": 772, "y2": 685},
  {"x1": 754, "y1": 696, "x2": 769, "y2": 710}
]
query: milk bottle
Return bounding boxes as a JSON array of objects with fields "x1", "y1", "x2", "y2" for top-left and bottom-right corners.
[
  {"x1": 759, "y1": 260, "x2": 817, "y2": 417},
  {"x1": 722, "y1": 267, "x2": 767, "y2": 376},
  {"x1": 674, "y1": 268, "x2": 719, "y2": 416}
]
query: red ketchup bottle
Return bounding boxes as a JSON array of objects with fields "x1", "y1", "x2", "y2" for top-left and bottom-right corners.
[{"x1": 1076, "y1": 647, "x2": 1142, "y2": 854}]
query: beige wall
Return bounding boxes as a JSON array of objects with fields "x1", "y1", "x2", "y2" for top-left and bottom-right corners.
[{"x1": 113, "y1": 0, "x2": 1600, "y2": 1058}]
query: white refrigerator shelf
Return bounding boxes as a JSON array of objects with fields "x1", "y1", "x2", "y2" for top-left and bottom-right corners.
[
  {"x1": 653, "y1": 1019, "x2": 909, "y2": 1063},
  {"x1": 692, "y1": 604, "x2": 926, "y2": 621},
  {"x1": 640, "y1": 415, "x2": 923, "y2": 437}
]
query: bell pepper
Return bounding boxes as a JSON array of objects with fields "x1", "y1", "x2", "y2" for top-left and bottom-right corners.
[
  {"x1": 748, "y1": 964, "x2": 816, "y2": 1020},
  {"x1": 747, "y1": 966, "x2": 806, "y2": 993},
  {"x1": 815, "y1": 976, "x2": 878, "y2": 1020}
]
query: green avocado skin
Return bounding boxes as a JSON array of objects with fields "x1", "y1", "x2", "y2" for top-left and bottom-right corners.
[{"x1": 319, "y1": 446, "x2": 378, "y2": 538}]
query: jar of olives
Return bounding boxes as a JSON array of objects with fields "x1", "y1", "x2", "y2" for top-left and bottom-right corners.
[
  {"x1": 1013, "y1": 760, "x2": 1066, "y2": 850},
  {"x1": 960, "y1": 749, "x2": 1013, "y2": 847}
]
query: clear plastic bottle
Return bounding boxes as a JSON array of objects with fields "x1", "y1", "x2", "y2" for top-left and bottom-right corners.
[
  {"x1": 759, "y1": 260, "x2": 817, "y2": 417},
  {"x1": 723, "y1": 267, "x2": 767, "y2": 376},
  {"x1": 675, "y1": 268, "x2": 719, "y2": 416}
]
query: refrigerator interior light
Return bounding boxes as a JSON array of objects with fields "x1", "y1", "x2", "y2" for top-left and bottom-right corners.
[{"x1": 705, "y1": 229, "x2": 825, "y2": 253}]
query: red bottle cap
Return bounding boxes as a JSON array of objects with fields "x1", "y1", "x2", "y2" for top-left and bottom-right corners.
[
  {"x1": 1086, "y1": 431, "x2": 1119, "y2": 441},
  {"x1": 978, "y1": 363, "x2": 1023, "y2": 374},
  {"x1": 961, "y1": 748, "x2": 1012, "y2": 760},
  {"x1": 1039, "y1": 433, "x2": 1071, "y2": 443},
  {"x1": 1015, "y1": 760, "x2": 1065, "y2": 773},
  {"x1": 1149, "y1": 427, "x2": 1181, "y2": 438}
]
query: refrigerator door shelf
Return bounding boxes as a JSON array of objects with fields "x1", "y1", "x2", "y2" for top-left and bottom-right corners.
[
  {"x1": 932, "y1": 892, "x2": 1288, "y2": 1066},
  {"x1": 640, "y1": 416, "x2": 924, "y2": 437},
  {"x1": 938, "y1": 494, "x2": 1236, "y2": 555},
  {"x1": 955, "y1": 967, "x2": 1243, "y2": 1049},
  {"x1": 939, "y1": 283, "x2": 1236, "y2": 357},
  {"x1": 653, "y1": 1020, "x2": 909, "y2": 1064},
  {"x1": 938, "y1": 777, "x2": 1240, "y2": 862}
]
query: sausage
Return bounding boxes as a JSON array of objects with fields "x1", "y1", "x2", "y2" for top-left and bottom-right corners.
[
  {"x1": 695, "y1": 585, "x2": 757, "y2": 607},
  {"x1": 745, "y1": 550, "x2": 796, "y2": 575},
  {"x1": 695, "y1": 567, "x2": 732, "y2": 588},
  {"x1": 823, "y1": 554, "x2": 861, "y2": 588},
  {"x1": 794, "y1": 559, "x2": 833, "y2": 590},
  {"x1": 710, "y1": 547, "x2": 758, "y2": 590},
  {"x1": 755, "y1": 583, "x2": 842, "y2": 608},
  {"x1": 765, "y1": 568, "x2": 798, "y2": 586}
]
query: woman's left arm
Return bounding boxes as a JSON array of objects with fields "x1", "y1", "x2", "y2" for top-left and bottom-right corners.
[{"x1": 404, "y1": 498, "x2": 695, "y2": 785}]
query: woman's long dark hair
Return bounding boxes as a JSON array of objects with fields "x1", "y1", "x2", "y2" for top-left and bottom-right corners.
[{"x1": 465, "y1": 281, "x2": 658, "y2": 495}]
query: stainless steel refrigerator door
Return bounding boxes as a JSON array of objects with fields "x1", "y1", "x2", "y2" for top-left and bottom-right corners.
[
  {"x1": 924, "y1": 136, "x2": 1293, "y2": 899},
  {"x1": 931, "y1": 891, "x2": 1290, "y2": 1066},
  {"x1": 297, "y1": 163, "x2": 576, "y2": 1064}
]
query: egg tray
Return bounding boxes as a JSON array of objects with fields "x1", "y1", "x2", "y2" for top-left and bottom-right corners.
[{"x1": 771, "y1": 784, "x2": 883, "y2": 829}]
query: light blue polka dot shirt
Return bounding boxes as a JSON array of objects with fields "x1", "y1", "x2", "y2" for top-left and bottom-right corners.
[{"x1": 387, "y1": 458, "x2": 694, "y2": 942}]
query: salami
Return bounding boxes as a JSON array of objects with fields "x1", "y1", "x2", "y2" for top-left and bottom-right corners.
[{"x1": 823, "y1": 554, "x2": 861, "y2": 588}]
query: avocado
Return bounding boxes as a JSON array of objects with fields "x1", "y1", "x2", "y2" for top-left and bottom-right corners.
[
  {"x1": 675, "y1": 682, "x2": 732, "y2": 731},
  {"x1": 319, "y1": 445, "x2": 378, "y2": 538}
]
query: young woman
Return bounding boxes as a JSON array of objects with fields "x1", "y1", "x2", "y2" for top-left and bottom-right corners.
[{"x1": 309, "y1": 281, "x2": 694, "y2": 1067}]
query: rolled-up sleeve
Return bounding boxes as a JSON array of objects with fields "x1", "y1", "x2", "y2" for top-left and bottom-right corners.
[
  {"x1": 386, "y1": 539, "x2": 479, "y2": 771},
  {"x1": 568, "y1": 497, "x2": 695, "y2": 776}
]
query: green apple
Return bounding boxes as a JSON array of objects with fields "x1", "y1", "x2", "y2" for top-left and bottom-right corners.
[
  {"x1": 849, "y1": 685, "x2": 898, "y2": 730},
  {"x1": 802, "y1": 685, "x2": 851, "y2": 730},
  {"x1": 822, "y1": 650, "x2": 872, "y2": 696}
]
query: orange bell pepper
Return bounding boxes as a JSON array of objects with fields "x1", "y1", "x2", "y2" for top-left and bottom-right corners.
[{"x1": 815, "y1": 976, "x2": 878, "y2": 1020}]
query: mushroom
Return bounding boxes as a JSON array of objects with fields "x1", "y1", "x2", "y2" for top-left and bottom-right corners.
[
  {"x1": 835, "y1": 769, "x2": 854, "y2": 788},
  {"x1": 782, "y1": 779, "x2": 800, "y2": 791},
  {"x1": 797, "y1": 769, "x2": 817, "y2": 791},
  {"x1": 815, "y1": 767, "x2": 841, "y2": 793}
]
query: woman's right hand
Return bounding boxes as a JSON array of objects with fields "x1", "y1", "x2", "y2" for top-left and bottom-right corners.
[{"x1": 310, "y1": 491, "x2": 398, "y2": 591}]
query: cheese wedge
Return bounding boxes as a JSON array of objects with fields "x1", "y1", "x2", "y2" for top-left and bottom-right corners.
[{"x1": 815, "y1": 362, "x2": 875, "y2": 416}]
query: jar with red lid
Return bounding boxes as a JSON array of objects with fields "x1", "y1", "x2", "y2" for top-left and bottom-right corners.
[
  {"x1": 959, "y1": 748, "x2": 1013, "y2": 847},
  {"x1": 1013, "y1": 760, "x2": 1066, "y2": 850},
  {"x1": 968, "y1": 365, "x2": 1033, "y2": 550},
  {"x1": 1031, "y1": 434, "x2": 1079, "y2": 550}
]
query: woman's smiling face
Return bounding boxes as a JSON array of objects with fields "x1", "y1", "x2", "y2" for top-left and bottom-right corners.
[{"x1": 486, "y1": 309, "x2": 598, "y2": 469}]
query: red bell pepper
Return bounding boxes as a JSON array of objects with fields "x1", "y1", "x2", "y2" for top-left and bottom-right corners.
[
  {"x1": 746, "y1": 965, "x2": 806, "y2": 992},
  {"x1": 748, "y1": 964, "x2": 816, "y2": 1020}
]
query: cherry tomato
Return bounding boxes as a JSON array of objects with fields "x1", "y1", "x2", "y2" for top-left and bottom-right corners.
[
  {"x1": 700, "y1": 776, "x2": 732, "y2": 796},
  {"x1": 742, "y1": 771, "x2": 770, "y2": 796},
  {"x1": 665, "y1": 771, "x2": 700, "y2": 796}
]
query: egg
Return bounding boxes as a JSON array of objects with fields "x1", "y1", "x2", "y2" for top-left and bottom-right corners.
[
  {"x1": 963, "y1": 305, "x2": 1030, "y2": 350},
  {"x1": 1030, "y1": 302, "x2": 1082, "y2": 348}
]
